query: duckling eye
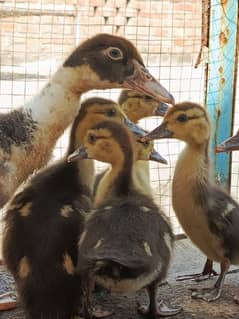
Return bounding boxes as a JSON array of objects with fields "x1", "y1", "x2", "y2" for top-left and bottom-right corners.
[
  {"x1": 88, "y1": 133, "x2": 97, "y2": 144},
  {"x1": 106, "y1": 108, "x2": 116, "y2": 117},
  {"x1": 107, "y1": 47, "x2": 123, "y2": 61},
  {"x1": 144, "y1": 95, "x2": 153, "y2": 101},
  {"x1": 177, "y1": 114, "x2": 188, "y2": 123}
]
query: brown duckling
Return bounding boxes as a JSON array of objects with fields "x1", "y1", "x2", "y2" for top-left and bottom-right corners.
[
  {"x1": 2, "y1": 97, "x2": 144, "y2": 319},
  {"x1": 0, "y1": 33, "x2": 174, "y2": 208},
  {"x1": 68, "y1": 120, "x2": 181, "y2": 318},
  {"x1": 142, "y1": 102, "x2": 239, "y2": 302}
]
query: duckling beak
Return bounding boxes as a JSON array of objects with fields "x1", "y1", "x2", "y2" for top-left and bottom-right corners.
[
  {"x1": 67, "y1": 147, "x2": 89, "y2": 162},
  {"x1": 216, "y1": 133, "x2": 239, "y2": 153},
  {"x1": 124, "y1": 117, "x2": 147, "y2": 137},
  {"x1": 154, "y1": 102, "x2": 169, "y2": 117},
  {"x1": 123, "y1": 60, "x2": 175, "y2": 105},
  {"x1": 140, "y1": 122, "x2": 173, "y2": 142},
  {"x1": 150, "y1": 149, "x2": 168, "y2": 164}
]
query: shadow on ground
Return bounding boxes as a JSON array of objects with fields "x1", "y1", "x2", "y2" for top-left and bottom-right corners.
[{"x1": 1, "y1": 239, "x2": 239, "y2": 319}]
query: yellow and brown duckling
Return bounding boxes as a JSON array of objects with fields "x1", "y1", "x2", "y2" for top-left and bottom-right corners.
[
  {"x1": 119, "y1": 89, "x2": 168, "y2": 196},
  {"x1": 2, "y1": 97, "x2": 144, "y2": 319},
  {"x1": 0, "y1": 33, "x2": 173, "y2": 209},
  {"x1": 94, "y1": 90, "x2": 168, "y2": 198},
  {"x1": 118, "y1": 89, "x2": 169, "y2": 123},
  {"x1": 68, "y1": 120, "x2": 181, "y2": 318},
  {"x1": 93, "y1": 123, "x2": 166, "y2": 207},
  {"x1": 142, "y1": 102, "x2": 239, "y2": 302}
]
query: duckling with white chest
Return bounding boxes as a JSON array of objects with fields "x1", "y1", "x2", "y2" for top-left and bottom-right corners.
[
  {"x1": 0, "y1": 33, "x2": 174, "y2": 208},
  {"x1": 142, "y1": 102, "x2": 239, "y2": 302},
  {"x1": 2, "y1": 97, "x2": 144, "y2": 319},
  {"x1": 68, "y1": 120, "x2": 181, "y2": 318}
]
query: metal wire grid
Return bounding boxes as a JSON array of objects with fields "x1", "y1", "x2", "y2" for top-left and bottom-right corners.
[
  {"x1": 230, "y1": 67, "x2": 239, "y2": 201},
  {"x1": 0, "y1": 0, "x2": 205, "y2": 235}
]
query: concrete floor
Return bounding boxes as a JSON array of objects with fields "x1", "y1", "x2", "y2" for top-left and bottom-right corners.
[{"x1": 1, "y1": 238, "x2": 239, "y2": 319}]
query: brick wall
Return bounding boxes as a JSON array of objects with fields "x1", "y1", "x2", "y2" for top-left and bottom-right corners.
[{"x1": 0, "y1": 0, "x2": 202, "y2": 68}]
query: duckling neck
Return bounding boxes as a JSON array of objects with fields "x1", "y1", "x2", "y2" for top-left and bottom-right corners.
[
  {"x1": 173, "y1": 142, "x2": 211, "y2": 209},
  {"x1": 94, "y1": 157, "x2": 133, "y2": 207},
  {"x1": 71, "y1": 158, "x2": 95, "y2": 193},
  {"x1": 132, "y1": 161, "x2": 152, "y2": 196}
]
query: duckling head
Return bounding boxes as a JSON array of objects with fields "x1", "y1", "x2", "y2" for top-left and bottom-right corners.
[
  {"x1": 67, "y1": 97, "x2": 145, "y2": 154},
  {"x1": 118, "y1": 90, "x2": 169, "y2": 123},
  {"x1": 135, "y1": 139, "x2": 167, "y2": 164},
  {"x1": 141, "y1": 102, "x2": 210, "y2": 146},
  {"x1": 216, "y1": 130, "x2": 239, "y2": 153},
  {"x1": 68, "y1": 121, "x2": 135, "y2": 167},
  {"x1": 62, "y1": 34, "x2": 174, "y2": 103}
]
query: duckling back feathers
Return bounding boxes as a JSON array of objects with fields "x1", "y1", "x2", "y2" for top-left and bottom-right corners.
[{"x1": 78, "y1": 193, "x2": 173, "y2": 293}]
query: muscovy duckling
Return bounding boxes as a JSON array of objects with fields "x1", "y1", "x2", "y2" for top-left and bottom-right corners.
[
  {"x1": 119, "y1": 89, "x2": 168, "y2": 195},
  {"x1": 93, "y1": 90, "x2": 168, "y2": 199},
  {"x1": 93, "y1": 127, "x2": 166, "y2": 206},
  {"x1": 2, "y1": 97, "x2": 144, "y2": 319},
  {"x1": 142, "y1": 102, "x2": 239, "y2": 302},
  {"x1": 0, "y1": 33, "x2": 174, "y2": 208},
  {"x1": 118, "y1": 89, "x2": 169, "y2": 123},
  {"x1": 68, "y1": 120, "x2": 181, "y2": 318}
]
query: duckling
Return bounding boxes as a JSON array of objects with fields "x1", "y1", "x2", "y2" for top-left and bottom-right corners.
[
  {"x1": 2, "y1": 97, "x2": 145, "y2": 319},
  {"x1": 118, "y1": 89, "x2": 169, "y2": 123},
  {"x1": 68, "y1": 120, "x2": 181, "y2": 318},
  {"x1": 0, "y1": 33, "x2": 174, "y2": 208},
  {"x1": 93, "y1": 128, "x2": 166, "y2": 207},
  {"x1": 94, "y1": 90, "x2": 168, "y2": 199},
  {"x1": 142, "y1": 102, "x2": 239, "y2": 302},
  {"x1": 119, "y1": 89, "x2": 168, "y2": 196}
]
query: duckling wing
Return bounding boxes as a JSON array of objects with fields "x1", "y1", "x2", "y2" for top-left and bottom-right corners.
[
  {"x1": 204, "y1": 186, "x2": 239, "y2": 263},
  {"x1": 78, "y1": 199, "x2": 172, "y2": 280}
]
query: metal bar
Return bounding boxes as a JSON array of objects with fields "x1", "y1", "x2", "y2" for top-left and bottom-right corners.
[
  {"x1": 206, "y1": 0, "x2": 239, "y2": 189},
  {"x1": 0, "y1": 3, "x2": 76, "y2": 18}
]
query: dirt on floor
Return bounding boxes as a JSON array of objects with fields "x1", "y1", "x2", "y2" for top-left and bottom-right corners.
[{"x1": 1, "y1": 239, "x2": 239, "y2": 319}]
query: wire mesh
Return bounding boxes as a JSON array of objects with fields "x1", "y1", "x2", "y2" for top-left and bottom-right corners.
[{"x1": 0, "y1": 0, "x2": 205, "y2": 237}]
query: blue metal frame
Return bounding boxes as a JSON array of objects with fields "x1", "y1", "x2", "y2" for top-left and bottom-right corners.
[{"x1": 206, "y1": 0, "x2": 238, "y2": 188}]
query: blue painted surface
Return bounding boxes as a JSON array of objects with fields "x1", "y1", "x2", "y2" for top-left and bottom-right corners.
[{"x1": 206, "y1": 0, "x2": 238, "y2": 187}]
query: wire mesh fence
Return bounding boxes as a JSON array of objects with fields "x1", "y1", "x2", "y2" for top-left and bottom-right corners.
[{"x1": 1, "y1": 0, "x2": 236, "y2": 239}]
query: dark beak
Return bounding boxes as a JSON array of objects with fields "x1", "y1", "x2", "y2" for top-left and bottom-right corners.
[
  {"x1": 150, "y1": 148, "x2": 167, "y2": 164},
  {"x1": 124, "y1": 117, "x2": 147, "y2": 137},
  {"x1": 123, "y1": 60, "x2": 175, "y2": 105},
  {"x1": 154, "y1": 102, "x2": 169, "y2": 117},
  {"x1": 67, "y1": 147, "x2": 89, "y2": 162},
  {"x1": 215, "y1": 133, "x2": 239, "y2": 153},
  {"x1": 140, "y1": 122, "x2": 173, "y2": 142}
]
